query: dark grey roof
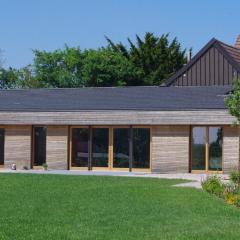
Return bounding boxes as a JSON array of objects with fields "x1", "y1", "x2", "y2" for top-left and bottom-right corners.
[{"x1": 0, "y1": 86, "x2": 231, "y2": 111}]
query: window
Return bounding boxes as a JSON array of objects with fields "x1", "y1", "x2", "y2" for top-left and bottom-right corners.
[
  {"x1": 92, "y1": 128, "x2": 109, "y2": 168},
  {"x1": 71, "y1": 128, "x2": 89, "y2": 167},
  {"x1": 191, "y1": 127, "x2": 222, "y2": 172},
  {"x1": 192, "y1": 127, "x2": 206, "y2": 171},
  {"x1": 209, "y1": 127, "x2": 222, "y2": 171},
  {"x1": 33, "y1": 127, "x2": 47, "y2": 166},
  {"x1": 133, "y1": 128, "x2": 150, "y2": 169},
  {"x1": 0, "y1": 129, "x2": 4, "y2": 165},
  {"x1": 113, "y1": 128, "x2": 130, "y2": 168}
]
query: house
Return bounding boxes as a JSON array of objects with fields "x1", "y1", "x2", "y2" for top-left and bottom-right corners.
[{"x1": 0, "y1": 36, "x2": 240, "y2": 173}]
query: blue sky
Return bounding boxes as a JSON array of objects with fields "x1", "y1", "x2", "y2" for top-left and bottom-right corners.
[{"x1": 0, "y1": 0, "x2": 239, "y2": 68}]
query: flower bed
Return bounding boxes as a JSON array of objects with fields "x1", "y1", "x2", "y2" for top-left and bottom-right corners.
[{"x1": 202, "y1": 171, "x2": 240, "y2": 208}]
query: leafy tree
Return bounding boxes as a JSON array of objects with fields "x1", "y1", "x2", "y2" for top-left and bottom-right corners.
[
  {"x1": 106, "y1": 32, "x2": 187, "y2": 85},
  {"x1": 225, "y1": 80, "x2": 240, "y2": 123},
  {"x1": 82, "y1": 48, "x2": 142, "y2": 87},
  {"x1": 0, "y1": 67, "x2": 19, "y2": 89},
  {"x1": 33, "y1": 45, "x2": 84, "y2": 88},
  {"x1": 225, "y1": 79, "x2": 240, "y2": 170}
]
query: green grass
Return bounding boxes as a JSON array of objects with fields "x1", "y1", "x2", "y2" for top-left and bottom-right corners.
[{"x1": 0, "y1": 174, "x2": 240, "y2": 240}]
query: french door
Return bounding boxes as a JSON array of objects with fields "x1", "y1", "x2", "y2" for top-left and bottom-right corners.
[
  {"x1": 191, "y1": 126, "x2": 223, "y2": 173},
  {"x1": 70, "y1": 126, "x2": 151, "y2": 171}
]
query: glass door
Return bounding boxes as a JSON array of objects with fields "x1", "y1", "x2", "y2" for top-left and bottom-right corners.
[
  {"x1": 33, "y1": 126, "x2": 47, "y2": 167},
  {"x1": 113, "y1": 128, "x2": 130, "y2": 169},
  {"x1": 71, "y1": 128, "x2": 89, "y2": 169},
  {"x1": 92, "y1": 128, "x2": 109, "y2": 169},
  {"x1": 191, "y1": 126, "x2": 222, "y2": 172}
]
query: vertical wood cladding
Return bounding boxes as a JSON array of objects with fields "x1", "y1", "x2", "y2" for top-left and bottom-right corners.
[
  {"x1": 4, "y1": 126, "x2": 31, "y2": 169},
  {"x1": 173, "y1": 46, "x2": 239, "y2": 86},
  {"x1": 223, "y1": 126, "x2": 239, "y2": 173},
  {"x1": 46, "y1": 126, "x2": 68, "y2": 170},
  {"x1": 151, "y1": 126, "x2": 189, "y2": 173}
]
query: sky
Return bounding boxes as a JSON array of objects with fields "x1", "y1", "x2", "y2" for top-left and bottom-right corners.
[{"x1": 0, "y1": 0, "x2": 239, "y2": 68}]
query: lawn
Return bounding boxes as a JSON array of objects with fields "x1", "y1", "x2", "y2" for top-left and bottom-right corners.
[{"x1": 0, "y1": 174, "x2": 240, "y2": 240}]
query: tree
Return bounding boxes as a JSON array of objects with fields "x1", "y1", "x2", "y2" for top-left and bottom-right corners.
[
  {"x1": 33, "y1": 45, "x2": 84, "y2": 88},
  {"x1": 225, "y1": 79, "x2": 240, "y2": 171},
  {"x1": 82, "y1": 48, "x2": 142, "y2": 87},
  {"x1": 225, "y1": 80, "x2": 240, "y2": 123},
  {"x1": 106, "y1": 32, "x2": 187, "y2": 85}
]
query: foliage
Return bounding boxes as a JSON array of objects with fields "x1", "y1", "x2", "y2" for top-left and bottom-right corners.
[
  {"x1": 106, "y1": 32, "x2": 187, "y2": 85},
  {"x1": 230, "y1": 170, "x2": 240, "y2": 188},
  {"x1": 202, "y1": 172, "x2": 240, "y2": 208},
  {"x1": 0, "y1": 174, "x2": 240, "y2": 239},
  {"x1": 225, "y1": 193, "x2": 239, "y2": 205},
  {"x1": 225, "y1": 79, "x2": 240, "y2": 124},
  {"x1": 201, "y1": 175, "x2": 224, "y2": 197},
  {"x1": 33, "y1": 45, "x2": 84, "y2": 88},
  {"x1": 82, "y1": 48, "x2": 142, "y2": 87},
  {"x1": 0, "y1": 32, "x2": 187, "y2": 88}
]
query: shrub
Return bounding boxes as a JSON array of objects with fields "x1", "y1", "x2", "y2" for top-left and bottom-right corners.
[
  {"x1": 225, "y1": 193, "x2": 238, "y2": 205},
  {"x1": 202, "y1": 175, "x2": 224, "y2": 197},
  {"x1": 230, "y1": 170, "x2": 240, "y2": 187},
  {"x1": 234, "y1": 196, "x2": 240, "y2": 207}
]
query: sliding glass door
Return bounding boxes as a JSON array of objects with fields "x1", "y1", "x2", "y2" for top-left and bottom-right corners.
[
  {"x1": 92, "y1": 128, "x2": 109, "y2": 168},
  {"x1": 70, "y1": 126, "x2": 151, "y2": 171},
  {"x1": 71, "y1": 128, "x2": 89, "y2": 168},
  {"x1": 113, "y1": 128, "x2": 130, "y2": 169},
  {"x1": 191, "y1": 127, "x2": 222, "y2": 172}
]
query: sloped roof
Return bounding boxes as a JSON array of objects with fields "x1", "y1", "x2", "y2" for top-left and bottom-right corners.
[
  {"x1": 219, "y1": 41, "x2": 240, "y2": 66},
  {"x1": 164, "y1": 38, "x2": 240, "y2": 86},
  {"x1": 0, "y1": 86, "x2": 231, "y2": 112}
]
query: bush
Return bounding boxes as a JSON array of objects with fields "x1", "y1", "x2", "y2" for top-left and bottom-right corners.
[
  {"x1": 202, "y1": 175, "x2": 224, "y2": 197},
  {"x1": 230, "y1": 171, "x2": 240, "y2": 186},
  {"x1": 225, "y1": 193, "x2": 238, "y2": 205}
]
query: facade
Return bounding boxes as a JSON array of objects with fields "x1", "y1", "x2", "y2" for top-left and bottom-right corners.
[{"x1": 0, "y1": 36, "x2": 240, "y2": 174}]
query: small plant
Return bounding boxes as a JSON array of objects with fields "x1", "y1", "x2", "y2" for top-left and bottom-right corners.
[
  {"x1": 23, "y1": 166, "x2": 29, "y2": 170},
  {"x1": 225, "y1": 193, "x2": 238, "y2": 205},
  {"x1": 230, "y1": 170, "x2": 240, "y2": 189},
  {"x1": 42, "y1": 163, "x2": 48, "y2": 171},
  {"x1": 201, "y1": 175, "x2": 224, "y2": 197}
]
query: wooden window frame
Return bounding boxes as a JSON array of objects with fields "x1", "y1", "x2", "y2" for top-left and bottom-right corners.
[
  {"x1": 191, "y1": 126, "x2": 223, "y2": 173},
  {"x1": 69, "y1": 125, "x2": 152, "y2": 172},
  {"x1": 69, "y1": 126, "x2": 89, "y2": 170}
]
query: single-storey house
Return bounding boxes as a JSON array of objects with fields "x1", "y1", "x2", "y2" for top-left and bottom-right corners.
[{"x1": 0, "y1": 36, "x2": 240, "y2": 173}]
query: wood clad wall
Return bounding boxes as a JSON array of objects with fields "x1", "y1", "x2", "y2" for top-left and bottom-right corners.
[
  {"x1": 151, "y1": 126, "x2": 189, "y2": 173},
  {"x1": 46, "y1": 126, "x2": 68, "y2": 170},
  {"x1": 223, "y1": 126, "x2": 239, "y2": 173},
  {"x1": 4, "y1": 126, "x2": 31, "y2": 169},
  {"x1": 173, "y1": 46, "x2": 239, "y2": 86},
  {"x1": 0, "y1": 110, "x2": 235, "y2": 125}
]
